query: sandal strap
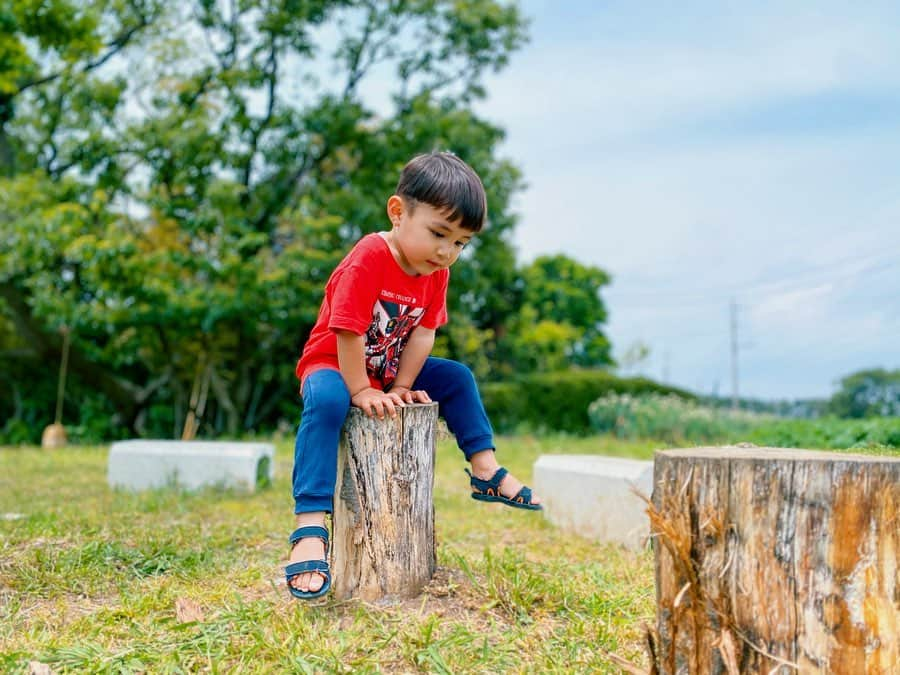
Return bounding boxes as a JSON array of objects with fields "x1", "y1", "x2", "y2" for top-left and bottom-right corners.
[
  {"x1": 465, "y1": 466, "x2": 509, "y2": 491},
  {"x1": 285, "y1": 559, "x2": 330, "y2": 579},
  {"x1": 512, "y1": 486, "x2": 534, "y2": 505},
  {"x1": 289, "y1": 525, "x2": 329, "y2": 547}
]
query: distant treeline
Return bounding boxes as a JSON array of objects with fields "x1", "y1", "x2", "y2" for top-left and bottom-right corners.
[
  {"x1": 699, "y1": 396, "x2": 828, "y2": 419},
  {"x1": 700, "y1": 368, "x2": 900, "y2": 420}
]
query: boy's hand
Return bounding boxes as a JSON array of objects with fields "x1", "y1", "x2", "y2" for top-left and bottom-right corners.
[
  {"x1": 389, "y1": 385, "x2": 432, "y2": 404},
  {"x1": 351, "y1": 387, "x2": 406, "y2": 419}
]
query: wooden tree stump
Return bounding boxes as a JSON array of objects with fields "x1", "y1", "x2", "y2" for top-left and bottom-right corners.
[
  {"x1": 650, "y1": 447, "x2": 899, "y2": 674},
  {"x1": 332, "y1": 402, "x2": 438, "y2": 601}
]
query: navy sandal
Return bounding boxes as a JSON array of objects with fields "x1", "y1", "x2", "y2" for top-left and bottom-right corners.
[
  {"x1": 465, "y1": 467, "x2": 542, "y2": 511},
  {"x1": 285, "y1": 525, "x2": 332, "y2": 600}
]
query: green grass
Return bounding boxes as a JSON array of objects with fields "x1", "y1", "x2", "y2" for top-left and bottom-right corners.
[{"x1": 0, "y1": 434, "x2": 657, "y2": 673}]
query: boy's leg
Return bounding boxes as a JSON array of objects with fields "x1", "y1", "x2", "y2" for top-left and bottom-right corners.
[
  {"x1": 290, "y1": 368, "x2": 350, "y2": 592},
  {"x1": 411, "y1": 357, "x2": 541, "y2": 504}
]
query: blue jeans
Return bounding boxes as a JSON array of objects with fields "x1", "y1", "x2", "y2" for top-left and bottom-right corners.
[{"x1": 292, "y1": 357, "x2": 495, "y2": 514}]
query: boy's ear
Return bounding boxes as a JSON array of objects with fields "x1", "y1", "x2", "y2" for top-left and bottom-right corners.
[{"x1": 386, "y1": 195, "x2": 404, "y2": 226}]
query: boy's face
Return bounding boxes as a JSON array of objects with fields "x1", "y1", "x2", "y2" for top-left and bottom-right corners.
[{"x1": 386, "y1": 195, "x2": 474, "y2": 276}]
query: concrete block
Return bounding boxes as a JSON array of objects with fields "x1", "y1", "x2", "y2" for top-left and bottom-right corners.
[
  {"x1": 108, "y1": 440, "x2": 274, "y2": 492},
  {"x1": 533, "y1": 454, "x2": 653, "y2": 551}
]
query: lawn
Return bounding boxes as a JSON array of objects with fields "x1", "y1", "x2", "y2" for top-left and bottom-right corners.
[{"x1": 0, "y1": 434, "x2": 659, "y2": 673}]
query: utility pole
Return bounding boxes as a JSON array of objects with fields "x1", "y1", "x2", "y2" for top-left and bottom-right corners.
[{"x1": 730, "y1": 300, "x2": 739, "y2": 410}]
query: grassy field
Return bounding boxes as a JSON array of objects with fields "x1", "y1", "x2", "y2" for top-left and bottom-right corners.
[{"x1": 0, "y1": 435, "x2": 661, "y2": 673}]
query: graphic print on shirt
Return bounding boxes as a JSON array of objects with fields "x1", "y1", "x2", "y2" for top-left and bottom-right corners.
[{"x1": 365, "y1": 298, "x2": 425, "y2": 386}]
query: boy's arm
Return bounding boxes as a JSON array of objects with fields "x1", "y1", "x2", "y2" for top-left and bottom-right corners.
[
  {"x1": 390, "y1": 327, "x2": 435, "y2": 403},
  {"x1": 335, "y1": 330, "x2": 404, "y2": 418},
  {"x1": 335, "y1": 330, "x2": 371, "y2": 396}
]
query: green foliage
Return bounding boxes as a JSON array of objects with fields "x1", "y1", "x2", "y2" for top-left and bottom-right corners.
[
  {"x1": 588, "y1": 392, "x2": 900, "y2": 450},
  {"x1": 828, "y1": 368, "x2": 900, "y2": 418},
  {"x1": 0, "y1": 362, "x2": 126, "y2": 446},
  {"x1": 501, "y1": 255, "x2": 612, "y2": 374},
  {"x1": 481, "y1": 370, "x2": 693, "y2": 434},
  {"x1": 0, "y1": 0, "x2": 619, "y2": 441},
  {"x1": 745, "y1": 417, "x2": 900, "y2": 450},
  {"x1": 589, "y1": 393, "x2": 762, "y2": 443}
]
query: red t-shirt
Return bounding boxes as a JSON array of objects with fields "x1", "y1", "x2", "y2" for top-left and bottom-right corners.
[{"x1": 296, "y1": 233, "x2": 449, "y2": 390}]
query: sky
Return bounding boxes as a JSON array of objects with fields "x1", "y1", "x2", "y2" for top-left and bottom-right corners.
[{"x1": 465, "y1": 0, "x2": 900, "y2": 400}]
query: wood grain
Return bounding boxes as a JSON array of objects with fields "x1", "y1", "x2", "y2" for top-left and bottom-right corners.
[
  {"x1": 650, "y1": 447, "x2": 899, "y2": 674},
  {"x1": 332, "y1": 403, "x2": 437, "y2": 601}
]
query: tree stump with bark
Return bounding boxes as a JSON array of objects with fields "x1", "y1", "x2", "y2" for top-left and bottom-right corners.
[
  {"x1": 332, "y1": 402, "x2": 438, "y2": 601},
  {"x1": 649, "y1": 447, "x2": 899, "y2": 674}
]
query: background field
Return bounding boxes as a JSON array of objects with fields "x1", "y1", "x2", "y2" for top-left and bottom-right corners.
[
  {"x1": 4, "y1": 415, "x2": 898, "y2": 672},
  {"x1": 1, "y1": 435, "x2": 659, "y2": 674}
]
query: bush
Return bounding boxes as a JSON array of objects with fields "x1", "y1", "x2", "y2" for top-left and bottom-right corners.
[
  {"x1": 1, "y1": 418, "x2": 34, "y2": 445},
  {"x1": 480, "y1": 370, "x2": 693, "y2": 434},
  {"x1": 0, "y1": 367, "x2": 135, "y2": 445},
  {"x1": 586, "y1": 392, "x2": 900, "y2": 450},
  {"x1": 588, "y1": 392, "x2": 761, "y2": 443}
]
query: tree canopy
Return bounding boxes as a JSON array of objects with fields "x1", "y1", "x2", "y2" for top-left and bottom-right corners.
[
  {"x1": 828, "y1": 368, "x2": 900, "y2": 419},
  {"x1": 0, "y1": 0, "x2": 613, "y2": 442}
]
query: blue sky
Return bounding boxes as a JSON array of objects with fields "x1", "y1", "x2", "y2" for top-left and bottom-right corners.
[{"x1": 466, "y1": 0, "x2": 900, "y2": 400}]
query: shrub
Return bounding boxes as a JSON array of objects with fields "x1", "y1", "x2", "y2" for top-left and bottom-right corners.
[
  {"x1": 587, "y1": 392, "x2": 761, "y2": 443},
  {"x1": 586, "y1": 392, "x2": 900, "y2": 450},
  {"x1": 480, "y1": 370, "x2": 693, "y2": 434},
  {"x1": 1, "y1": 418, "x2": 34, "y2": 445}
]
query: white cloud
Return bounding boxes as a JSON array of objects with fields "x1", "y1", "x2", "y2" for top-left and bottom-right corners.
[
  {"x1": 508, "y1": 132, "x2": 900, "y2": 277},
  {"x1": 477, "y1": 2, "x2": 900, "y2": 143},
  {"x1": 750, "y1": 283, "x2": 834, "y2": 323}
]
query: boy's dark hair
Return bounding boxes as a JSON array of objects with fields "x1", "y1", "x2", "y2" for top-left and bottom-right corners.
[{"x1": 396, "y1": 152, "x2": 487, "y2": 232}]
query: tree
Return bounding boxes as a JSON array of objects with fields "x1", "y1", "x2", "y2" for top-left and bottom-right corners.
[
  {"x1": 504, "y1": 254, "x2": 612, "y2": 373},
  {"x1": 1, "y1": 0, "x2": 532, "y2": 439},
  {"x1": 1, "y1": 1, "x2": 166, "y2": 433},
  {"x1": 828, "y1": 368, "x2": 900, "y2": 418}
]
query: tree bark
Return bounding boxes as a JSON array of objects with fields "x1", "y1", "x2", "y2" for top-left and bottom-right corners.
[
  {"x1": 650, "y1": 447, "x2": 899, "y2": 674},
  {"x1": 332, "y1": 403, "x2": 437, "y2": 602}
]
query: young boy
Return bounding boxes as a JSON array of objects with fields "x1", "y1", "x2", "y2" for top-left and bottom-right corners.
[{"x1": 286, "y1": 152, "x2": 541, "y2": 600}]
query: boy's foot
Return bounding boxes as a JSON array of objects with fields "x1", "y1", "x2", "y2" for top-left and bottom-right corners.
[
  {"x1": 468, "y1": 449, "x2": 542, "y2": 507},
  {"x1": 468, "y1": 467, "x2": 543, "y2": 505},
  {"x1": 288, "y1": 516, "x2": 328, "y2": 594}
]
